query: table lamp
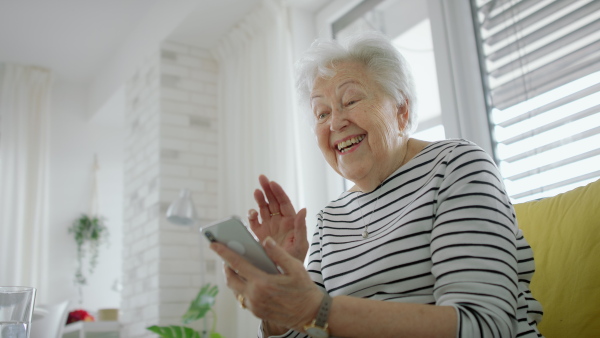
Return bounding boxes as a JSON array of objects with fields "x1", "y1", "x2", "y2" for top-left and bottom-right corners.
[
  {"x1": 165, "y1": 189, "x2": 198, "y2": 225},
  {"x1": 165, "y1": 188, "x2": 208, "y2": 329}
]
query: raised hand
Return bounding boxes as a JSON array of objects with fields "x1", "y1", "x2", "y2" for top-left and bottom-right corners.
[{"x1": 248, "y1": 175, "x2": 309, "y2": 262}]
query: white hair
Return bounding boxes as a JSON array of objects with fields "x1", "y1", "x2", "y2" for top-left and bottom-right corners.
[{"x1": 295, "y1": 31, "x2": 418, "y2": 134}]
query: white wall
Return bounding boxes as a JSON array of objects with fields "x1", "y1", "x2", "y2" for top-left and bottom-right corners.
[
  {"x1": 88, "y1": 0, "x2": 202, "y2": 119},
  {"x1": 48, "y1": 82, "x2": 124, "y2": 312}
]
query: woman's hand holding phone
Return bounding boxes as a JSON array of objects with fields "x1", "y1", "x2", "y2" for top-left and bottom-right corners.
[
  {"x1": 206, "y1": 175, "x2": 318, "y2": 334},
  {"x1": 210, "y1": 235, "x2": 323, "y2": 332},
  {"x1": 248, "y1": 175, "x2": 309, "y2": 262}
]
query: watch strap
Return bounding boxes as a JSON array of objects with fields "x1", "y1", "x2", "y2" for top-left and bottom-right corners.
[{"x1": 313, "y1": 292, "x2": 332, "y2": 328}]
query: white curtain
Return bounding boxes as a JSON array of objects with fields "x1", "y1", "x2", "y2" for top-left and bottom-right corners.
[
  {"x1": 212, "y1": 0, "x2": 300, "y2": 335},
  {"x1": 0, "y1": 64, "x2": 52, "y2": 295}
]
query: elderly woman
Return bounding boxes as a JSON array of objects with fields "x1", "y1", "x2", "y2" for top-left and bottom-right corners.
[{"x1": 210, "y1": 33, "x2": 543, "y2": 337}]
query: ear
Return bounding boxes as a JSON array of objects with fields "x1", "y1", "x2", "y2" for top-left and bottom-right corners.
[{"x1": 396, "y1": 101, "x2": 410, "y2": 132}]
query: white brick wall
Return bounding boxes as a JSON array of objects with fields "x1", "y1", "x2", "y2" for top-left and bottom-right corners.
[
  {"x1": 122, "y1": 39, "x2": 219, "y2": 337},
  {"x1": 123, "y1": 53, "x2": 161, "y2": 338}
]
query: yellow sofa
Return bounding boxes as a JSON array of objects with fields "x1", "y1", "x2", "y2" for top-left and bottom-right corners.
[{"x1": 514, "y1": 179, "x2": 600, "y2": 337}]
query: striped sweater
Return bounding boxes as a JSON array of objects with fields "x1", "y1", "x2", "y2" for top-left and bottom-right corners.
[{"x1": 261, "y1": 140, "x2": 543, "y2": 338}]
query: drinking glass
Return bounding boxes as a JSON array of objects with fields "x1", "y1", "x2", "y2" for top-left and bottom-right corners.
[{"x1": 0, "y1": 287, "x2": 36, "y2": 338}]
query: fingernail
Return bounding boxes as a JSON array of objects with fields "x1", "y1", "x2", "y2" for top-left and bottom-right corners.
[{"x1": 263, "y1": 236, "x2": 276, "y2": 248}]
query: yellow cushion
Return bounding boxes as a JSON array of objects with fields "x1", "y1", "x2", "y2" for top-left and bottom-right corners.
[{"x1": 514, "y1": 179, "x2": 600, "y2": 338}]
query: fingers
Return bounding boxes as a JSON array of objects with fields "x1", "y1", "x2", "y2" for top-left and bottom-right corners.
[
  {"x1": 224, "y1": 264, "x2": 254, "y2": 311},
  {"x1": 248, "y1": 209, "x2": 261, "y2": 233},
  {"x1": 295, "y1": 208, "x2": 308, "y2": 242},
  {"x1": 293, "y1": 208, "x2": 309, "y2": 262},
  {"x1": 269, "y1": 180, "x2": 296, "y2": 217},
  {"x1": 254, "y1": 189, "x2": 272, "y2": 222},
  {"x1": 223, "y1": 263, "x2": 246, "y2": 291},
  {"x1": 259, "y1": 175, "x2": 280, "y2": 215},
  {"x1": 258, "y1": 175, "x2": 297, "y2": 218},
  {"x1": 211, "y1": 242, "x2": 265, "y2": 281},
  {"x1": 262, "y1": 237, "x2": 303, "y2": 275}
]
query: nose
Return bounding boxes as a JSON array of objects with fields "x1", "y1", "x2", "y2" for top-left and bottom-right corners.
[{"x1": 330, "y1": 106, "x2": 349, "y2": 132}]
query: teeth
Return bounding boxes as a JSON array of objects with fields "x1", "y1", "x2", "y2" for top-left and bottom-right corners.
[{"x1": 337, "y1": 135, "x2": 365, "y2": 151}]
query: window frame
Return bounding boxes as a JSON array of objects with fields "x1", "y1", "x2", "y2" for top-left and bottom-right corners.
[{"x1": 315, "y1": 0, "x2": 495, "y2": 193}]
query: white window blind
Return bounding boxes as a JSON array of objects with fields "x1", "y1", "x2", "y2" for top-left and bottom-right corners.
[{"x1": 471, "y1": 0, "x2": 600, "y2": 202}]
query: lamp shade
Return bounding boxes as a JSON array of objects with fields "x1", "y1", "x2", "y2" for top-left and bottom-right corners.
[{"x1": 166, "y1": 189, "x2": 198, "y2": 225}]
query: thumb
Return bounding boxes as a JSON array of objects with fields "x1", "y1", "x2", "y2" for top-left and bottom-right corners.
[
  {"x1": 295, "y1": 208, "x2": 308, "y2": 240},
  {"x1": 262, "y1": 236, "x2": 302, "y2": 275}
]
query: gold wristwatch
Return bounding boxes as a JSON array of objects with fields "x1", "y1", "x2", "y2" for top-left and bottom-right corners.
[{"x1": 303, "y1": 292, "x2": 332, "y2": 338}]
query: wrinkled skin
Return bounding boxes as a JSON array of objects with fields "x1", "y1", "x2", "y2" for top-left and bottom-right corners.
[
  {"x1": 212, "y1": 234, "x2": 321, "y2": 332},
  {"x1": 210, "y1": 174, "x2": 319, "y2": 333},
  {"x1": 248, "y1": 175, "x2": 309, "y2": 262}
]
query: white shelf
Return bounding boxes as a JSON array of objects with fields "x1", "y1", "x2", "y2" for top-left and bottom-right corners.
[{"x1": 62, "y1": 321, "x2": 120, "y2": 338}]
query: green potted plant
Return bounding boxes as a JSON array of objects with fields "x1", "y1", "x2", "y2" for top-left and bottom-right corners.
[
  {"x1": 68, "y1": 214, "x2": 109, "y2": 298},
  {"x1": 147, "y1": 284, "x2": 224, "y2": 338}
]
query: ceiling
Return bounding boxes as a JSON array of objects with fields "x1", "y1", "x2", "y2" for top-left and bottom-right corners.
[
  {"x1": 0, "y1": 0, "x2": 328, "y2": 84},
  {"x1": 0, "y1": 0, "x2": 158, "y2": 84}
]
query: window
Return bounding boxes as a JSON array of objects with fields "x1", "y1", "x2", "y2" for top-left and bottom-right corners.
[
  {"x1": 471, "y1": 0, "x2": 600, "y2": 202},
  {"x1": 328, "y1": 0, "x2": 446, "y2": 190},
  {"x1": 334, "y1": 0, "x2": 445, "y2": 142}
]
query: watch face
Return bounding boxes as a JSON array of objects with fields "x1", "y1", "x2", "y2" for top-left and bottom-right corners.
[{"x1": 306, "y1": 327, "x2": 328, "y2": 338}]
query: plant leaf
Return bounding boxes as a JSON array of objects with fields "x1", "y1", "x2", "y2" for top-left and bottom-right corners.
[
  {"x1": 181, "y1": 284, "x2": 219, "y2": 324},
  {"x1": 209, "y1": 332, "x2": 225, "y2": 338},
  {"x1": 69, "y1": 213, "x2": 109, "y2": 287},
  {"x1": 146, "y1": 325, "x2": 201, "y2": 338}
]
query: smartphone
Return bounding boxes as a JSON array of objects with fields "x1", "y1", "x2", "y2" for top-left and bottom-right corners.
[{"x1": 201, "y1": 216, "x2": 280, "y2": 274}]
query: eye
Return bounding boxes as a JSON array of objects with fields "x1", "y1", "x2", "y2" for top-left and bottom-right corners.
[
  {"x1": 314, "y1": 109, "x2": 330, "y2": 122},
  {"x1": 317, "y1": 112, "x2": 329, "y2": 121},
  {"x1": 344, "y1": 99, "x2": 359, "y2": 107}
]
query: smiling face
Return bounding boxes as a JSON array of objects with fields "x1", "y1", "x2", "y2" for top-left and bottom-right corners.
[{"x1": 310, "y1": 61, "x2": 409, "y2": 192}]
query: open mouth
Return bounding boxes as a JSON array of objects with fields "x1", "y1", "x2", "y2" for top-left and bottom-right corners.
[{"x1": 336, "y1": 135, "x2": 365, "y2": 153}]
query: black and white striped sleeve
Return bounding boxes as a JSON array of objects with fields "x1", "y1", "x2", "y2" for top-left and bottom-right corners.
[
  {"x1": 306, "y1": 211, "x2": 326, "y2": 291},
  {"x1": 431, "y1": 143, "x2": 519, "y2": 337}
]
